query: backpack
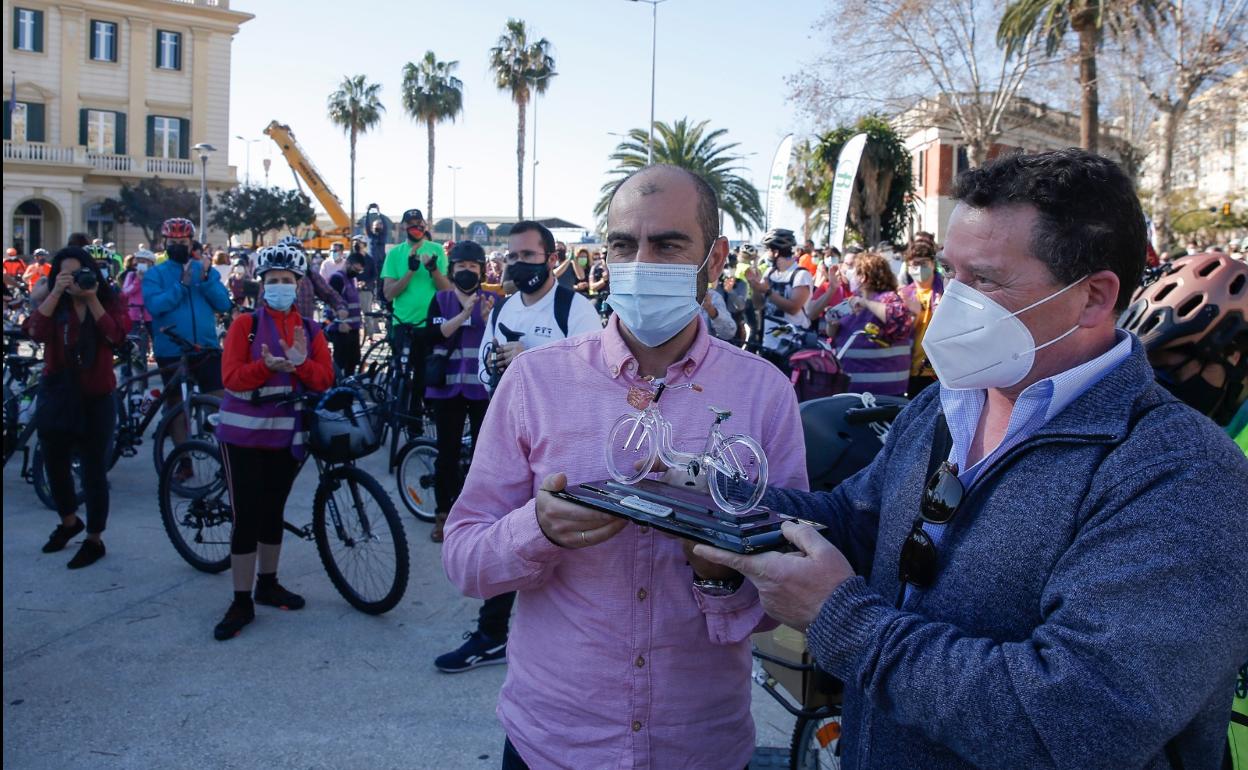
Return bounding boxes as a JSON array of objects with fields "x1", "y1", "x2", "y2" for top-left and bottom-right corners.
[
  {"x1": 789, "y1": 348, "x2": 850, "y2": 402},
  {"x1": 488, "y1": 284, "x2": 573, "y2": 339}
]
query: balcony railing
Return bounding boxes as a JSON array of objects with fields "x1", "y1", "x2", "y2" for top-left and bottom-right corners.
[
  {"x1": 88, "y1": 152, "x2": 134, "y2": 172},
  {"x1": 3, "y1": 140, "x2": 84, "y2": 164},
  {"x1": 145, "y1": 157, "x2": 195, "y2": 176}
]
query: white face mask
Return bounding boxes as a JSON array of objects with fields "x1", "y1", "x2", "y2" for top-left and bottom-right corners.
[
  {"x1": 847, "y1": 272, "x2": 862, "y2": 293},
  {"x1": 263, "y1": 282, "x2": 297, "y2": 312},
  {"x1": 921, "y1": 276, "x2": 1086, "y2": 390},
  {"x1": 136, "y1": 263, "x2": 150, "y2": 273},
  {"x1": 607, "y1": 244, "x2": 712, "y2": 348}
]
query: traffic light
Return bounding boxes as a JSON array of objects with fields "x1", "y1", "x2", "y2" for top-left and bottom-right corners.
[{"x1": 1223, "y1": 202, "x2": 1233, "y2": 217}]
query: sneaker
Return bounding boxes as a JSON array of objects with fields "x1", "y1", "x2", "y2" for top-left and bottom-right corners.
[
  {"x1": 254, "y1": 581, "x2": 305, "y2": 610},
  {"x1": 434, "y1": 631, "x2": 507, "y2": 673},
  {"x1": 42, "y1": 519, "x2": 85, "y2": 553},
  {"x1": 213, "y1": 599, "x2": 255, "y2": 641},
  {"x1": 66, "y1": 539, "x2": 105, "y2": 569}
]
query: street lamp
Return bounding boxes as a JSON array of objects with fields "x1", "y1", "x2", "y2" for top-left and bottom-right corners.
[
  {"x1": 447, "y1": 165, "x2": 462, "y2": 242},
  {"x1": 628, "y1": 0, "x2": 668, "y2": 165},
  {"x1": 530, "y1": 72, "x2": 552, "y2": 220},
  {"x1": 262, "y1": 157, "x2": 271, "y2": 186},
  {"x1": 192, "y1": 142, "x2": 216, "y2": 236},
  {"x1": 234, "y1": 135, "x2": 259, "y2": 186}
]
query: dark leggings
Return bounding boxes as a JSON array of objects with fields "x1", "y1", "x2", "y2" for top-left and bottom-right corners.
[
  {"x1": 220, "y1": 443, "x2": 300, "y2": 554},
  {"x1": 430, "y1": 396, "x2": 488, "y2": 513},
  {"x1": 478, "y1": 591, "x2": 516, "y2": 640},
  {"x1": 329, "y1": 328, "x2": 361, "y2": 377},
  {"x1": 39, "y1": 394, "x2": 115, "y2": 534}
]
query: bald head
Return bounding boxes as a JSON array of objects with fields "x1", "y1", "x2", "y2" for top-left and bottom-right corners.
[{"x1": 608, "y1": 165, "x2": 719, "y2": 253}]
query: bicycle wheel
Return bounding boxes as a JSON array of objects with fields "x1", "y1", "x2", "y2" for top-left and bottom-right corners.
[
  {"x1": 395, "y1": 439, "x2": 438, "y2": 522},
  {"x1": 312, "y1": 465, "x2": 409, "y2": 614},
  {"x1": 708, "y1": 434, "x2": 768, "y2": 514},
  {"x1": 151, "y1": 393, "x2": 221, "y2": 475},
  {"x1": 31, "y1": 441, "x2": 86, "y2": 512},
  {"x1": 158, "y1": 439, "x2": 232, "y2": 573},
  {"x1": 790, "y1": 715, "x2": 843, "y2": 770},
  {"x1": 605, "y1": 413, "x2": 657, "y2": 484}
]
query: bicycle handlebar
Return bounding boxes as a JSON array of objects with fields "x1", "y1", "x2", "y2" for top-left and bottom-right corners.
[{"x1": 158, "y1": 325, "x2": 207, "y2": 354}]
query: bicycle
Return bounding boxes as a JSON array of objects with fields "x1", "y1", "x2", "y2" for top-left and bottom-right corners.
[
  {"x1": 604, "y1": 377, "x2": 768, "y2": 514},
  {"x1": 752, "y1": 646, "x2": 844, "y2": 769},
  {"x1": 394, "y1": 431, "x2": 472, "y2": 523},
  {"x1": 157, "y1": 390, "x2": 409, "y2": 615},
  {"x1": 2, "y1": 350, "x2": 88, "y2": 511}
]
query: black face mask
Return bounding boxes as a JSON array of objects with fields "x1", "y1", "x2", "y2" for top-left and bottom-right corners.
[
  {"x1": 1158, "y1": 367, "x2": 1228, "y2": 418},
  {"x1": 453, "y1": 269, "x2": 480, "y2": 293},
  {"x1": 166, "y1": 243, "x2": 191, "y2": 264},
  {"x1": 506, "y1": 261, "x2": 549, "y2": 294}
]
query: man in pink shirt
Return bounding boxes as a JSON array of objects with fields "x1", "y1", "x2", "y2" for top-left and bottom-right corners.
[{"x1": 443, "y1": 165, "x2": 808, "y2": 769}]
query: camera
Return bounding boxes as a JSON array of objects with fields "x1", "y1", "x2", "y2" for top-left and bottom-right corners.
[{"x1": 72, "y1": 267, "x2": 98, "y2": 291}]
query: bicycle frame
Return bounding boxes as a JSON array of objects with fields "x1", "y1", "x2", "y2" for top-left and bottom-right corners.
[{"x1": 625, "y1": 407, "x2": 743, "y2": 480}]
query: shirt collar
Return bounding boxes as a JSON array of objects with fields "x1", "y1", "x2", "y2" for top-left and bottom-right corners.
[{"x1": 601, "y1": 314, "x2": 711, "y2": 382}]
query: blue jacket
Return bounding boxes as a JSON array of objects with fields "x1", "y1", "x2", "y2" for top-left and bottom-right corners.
[
  {"x1": 768, "y1": 339, "x2": 1248, "y2": 769},
  {"x1": 142, "y1": 259, "x2": 232, "y2": 358}
]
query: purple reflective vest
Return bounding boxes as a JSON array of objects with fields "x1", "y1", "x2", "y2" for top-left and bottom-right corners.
[
  {"x1": 833, "y1": 303, "x2": 912, "y2": 396},
  {"x1": 329, "y1": 272, "x2": 361, "y2": 330},
  {"x1": 425, "y1": 290, "x2": 499, "y2": 402},
  {"x1": 215, "y1": 307, "x2": 323, "y2": 458}
]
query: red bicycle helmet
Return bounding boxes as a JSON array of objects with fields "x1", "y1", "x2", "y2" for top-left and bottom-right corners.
[
  {"x1": 161, "y1": 217, "x2": 196, "y2": 239},
  {"x1": 1118, "y1": 251, "x2": 1248, "y2": 357}
]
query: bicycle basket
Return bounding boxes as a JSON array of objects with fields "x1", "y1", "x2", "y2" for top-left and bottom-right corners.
[
  {"x1": 789, "y1": 348, "x2": 850, "y2": 402},
  {"x1": 306, "y1": 387, "x2": 384, "y2": 463}
]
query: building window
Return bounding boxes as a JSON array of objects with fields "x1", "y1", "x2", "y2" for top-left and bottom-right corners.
[
  {"x1": 156, "y1": 30, "x2": 182, "y2": 70},
  {"x1": 86, "y1": 203, "x2": 116, "y2": 243},
  {"x1": 3, "y1": 101, "x2": 45, "y2": 142},
  {"x1": 152, "y1": 116, "x2": 183, "y2": 158},
  {"x1": 956, "y1": 146, "x2": 970, "y2": 174},
  {"x1": 917, "y1": 149, "x2": 927, "y2": 187},
  {"x1": 91, "y1": 21, "x2": 118, "y2": 62},
  {"x1": 86, "y1": 110, "x2": 116, "y2": 154},
  {"x1": 13, "y1": 7, "x2": 44, "y2": 52}
]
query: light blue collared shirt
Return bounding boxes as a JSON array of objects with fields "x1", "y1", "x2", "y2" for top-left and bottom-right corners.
[{"x1": 904, "y1": 329, "x2": 1134, "y2": 603}]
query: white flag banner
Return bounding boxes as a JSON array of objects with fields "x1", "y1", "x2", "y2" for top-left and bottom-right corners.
[
  {"x1": 828, "y1": 132, "x2": 868, "y2": 252},
  {"x1": 765, "y1": 134, "x2": 795, "y2": 232}
]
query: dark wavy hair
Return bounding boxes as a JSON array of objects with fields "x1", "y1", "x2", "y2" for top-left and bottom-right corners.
[
  {"x1": 953, "y1": 148, "x2": 1146, "y2": 310},
  {"x1": 47, "y1": 246, "x2": 116, "y2": 312}
]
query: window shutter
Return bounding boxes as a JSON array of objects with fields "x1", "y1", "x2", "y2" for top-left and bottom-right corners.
[
  {"x1": 114, "y1": 111, "x2": 126, "y2": 154},
  {"x1": 178, "y1": 118, "x2": 190, "y2": 159},
  {"x1": 89, "y1": 22, "x2": 98, "y2": 60},
  {"x1": 32, "y1": 9, "x2": 43, "y2": 53},
  {"x1": 154, "y1": 31, "x2": 161, "y2": 68},
  {"x1": 79, "y1": 109, "x2": 88, "y2": 146},
  {"x1": 2, "y1": 102, "x2": 10, "y2": 141},
  {"x1": 27, "y1": 103, "x2": 45, "y2": 142},
  {"x1": 10, "y1": 9, "x2": 16, "y2": 50},
  {"x1": 174, "y1": 33, "x2": 182, "y2": 70},
  {"x1": 145, "y1": 115, "x2": 155, "y2": 157}
]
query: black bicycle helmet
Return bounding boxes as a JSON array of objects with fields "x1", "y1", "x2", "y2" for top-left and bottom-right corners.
[
  {"x1": 800, "y1": 393, "x2": 909, "y2": 491},
  {"x1": 762, "y1": 229, "x2": 797, "y2": 254},
  {"x1": 449, "y1": 240, "x2": 487, "y2": 266}
]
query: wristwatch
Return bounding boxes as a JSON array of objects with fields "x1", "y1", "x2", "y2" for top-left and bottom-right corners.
[{"x1": 693, "y1": 573, "x2": 745, "y2": 597}]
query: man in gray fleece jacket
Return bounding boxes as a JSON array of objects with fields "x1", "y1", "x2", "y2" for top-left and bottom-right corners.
[{"x1": 697, "y1": 149, "x2": 1248, "y2": 769}]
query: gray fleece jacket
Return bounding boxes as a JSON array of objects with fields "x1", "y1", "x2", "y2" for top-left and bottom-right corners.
[{"x1": 765, "y1": 339, "x2": 1248, "y2": 769}]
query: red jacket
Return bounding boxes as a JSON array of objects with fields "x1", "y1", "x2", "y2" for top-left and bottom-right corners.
[
  {"x1": 23, "y1": 294, "x2": 131, "y2": 396},
  {"x1": 221, "y1": 308, "x2": 335, "y2": 394}
]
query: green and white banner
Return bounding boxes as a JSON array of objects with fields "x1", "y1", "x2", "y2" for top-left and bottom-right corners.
[{"x1": 828, "y1": 132, "x2": 867, "y2": 251}]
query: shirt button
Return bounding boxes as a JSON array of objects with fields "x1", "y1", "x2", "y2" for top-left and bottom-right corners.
[
  {"x1": 683, "y1": 364, "x2": 695, "y2": 375},
  {"x1": 632, "y1": 721, "x2": 643, "y2": 732},
  {"x1": 637, "y1": 588, "x2": 647, "y2": 601},
  {"x1": 635, "y1": 655, "x2": 645, "y2": 668},
  {"x1": 610, "y1": 365, "x2": 619, "y2": 376}
]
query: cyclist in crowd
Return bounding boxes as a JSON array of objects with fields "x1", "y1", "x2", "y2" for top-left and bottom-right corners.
[
  {"x1": 227, "y1": 258, "x2": 251, "y2": 307},
  {"x1": 212, "y1": 243, "x2": 335, "y2": 641},
  {"x1": 899, "y1": 236, "x2": 945, "y2": 397},
  {"x1": 717, "y1": 264, "x2": 750, "y2": 343},
  {"x1": 552, "y1": 240, "x2": 587, "y2": 294},
  {"x1": 381, "y1": 208, "x2": 451, "y2": 433},
  {"x1": 320, "y1": 241, "x2": 347, "y2": 281},
  {"x1": 326, "y1": 251, "x2": 366, "y2": 377},
  {"x1": 143, "y1": 218, "x2": 232, "y2": 447},
  {"x1": 806, "y1": 247, "x2": 851, "y2": 330},
  {"x1": 798, "y1": 237, "x2": 819, "y2": 276},
  {"x1": 24, "y1": 246, "x2": 130, "y2": 569},
  {"x1": 693, "y1": 148, "x2": 1248, "y2": 770},
  {"x1": 588, "y1": 251, "x2": 610, "y2": 317},
  {"x1": 700, "y1": 271, "x2": 738, "y2": 341},
  {"x1": 423, "y1": 241, "x2": 500, "y2": 543},
  {"x1": 4, "y1": 247, "x2": 25, "y2": 282},
  {"x1": 270, "y1": 236, "x2": 348, "y2": 325},
  {"x1": 442, "y1": 165, "x2": 807, "y2": 768},
  {"x1": 349, "y1": 235, "x2": 379, "y2": 337},
  {"x1": 747, "y1": 228, "x2": 813, "y2": 350},
  {"x1": 573, "y1": 247, "x2": 593, "y2": 296},
  {"x1": 828, "y1": 250, "x2": 914, "y2": 396},
  {"x1": 121, "y1": 248, "x2": 156, "y2": 359},
  {"x1": 23, "y1": 247, "x2": 52, "y2": 289},
  {"x1": 434, "y1": 220, "x2": 599, "y2": 674}
]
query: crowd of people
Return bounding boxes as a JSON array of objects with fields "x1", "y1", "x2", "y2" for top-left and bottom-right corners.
[{"x1": 3, "y1": 146, "x2": 1247, "y2": 769}]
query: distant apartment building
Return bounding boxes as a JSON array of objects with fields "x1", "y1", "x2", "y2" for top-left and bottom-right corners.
[
  {"x1": 3, "y1": 0, "x2": 252, "y2": 254},
  {"x1": 892, "y1": 94, "x2": 1128, "y2": 243},
  {"x1": 1141, "y1": 69, "x2": 1247, "y2": 214}
]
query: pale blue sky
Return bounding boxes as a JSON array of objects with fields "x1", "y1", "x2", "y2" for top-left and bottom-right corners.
[{"x1": 227, "y1": 0, "x2": 827, "y2": 240}]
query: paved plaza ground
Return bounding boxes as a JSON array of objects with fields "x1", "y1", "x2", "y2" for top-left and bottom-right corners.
[{"x1": 3, "y1": 446, "x2": 795, "y2": 769}]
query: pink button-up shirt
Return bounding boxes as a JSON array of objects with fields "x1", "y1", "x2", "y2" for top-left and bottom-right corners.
[{"x1": 443, "y1": 315, "x2": 808, "y2": 770}]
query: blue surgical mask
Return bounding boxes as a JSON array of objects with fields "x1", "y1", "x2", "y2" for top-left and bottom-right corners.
[
  {"x1": 607, "y1": 244, "x2": 713, "y2": 347},
  {"x1": 263, "y1": 283, "x2": 297, "y2": 311}
]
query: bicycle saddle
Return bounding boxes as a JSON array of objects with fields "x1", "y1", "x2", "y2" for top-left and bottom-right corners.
[{"x1": 708, "y1": 406, "x2": 732, "y2": 420}]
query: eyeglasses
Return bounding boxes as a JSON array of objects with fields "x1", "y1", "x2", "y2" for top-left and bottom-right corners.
[
  {"x1": 897, "y1": 461, "x2": 964, "y2": 590},
  {"x1": 503, "y1": 250, "x2": 548, "y2": 265}
]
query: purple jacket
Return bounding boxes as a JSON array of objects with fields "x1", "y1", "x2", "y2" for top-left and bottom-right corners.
[{"x1": 425, "y1": 290, "x2": 499, "y2": 402}]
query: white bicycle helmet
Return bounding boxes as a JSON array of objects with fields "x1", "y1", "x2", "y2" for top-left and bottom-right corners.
[
  {"x1": 738, "y1": 243, "x2": 758, "y2": 259},
  {"x1": 277, "y1": 235, "x2": 305, "y2": 251},
  {"x1": 255, "y1": 243, "x2": 308, "y2": 278},
  {"x1": 134, "y1": 248, "x2": 156, "y2": 262}
]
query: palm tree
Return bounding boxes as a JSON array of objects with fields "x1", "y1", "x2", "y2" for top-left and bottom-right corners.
[
  {"x1": 402, "y1": 52, "x2": 464, "y2": 226},
  {"x1": 327, "y1": 75, "x2": 385, "y2": 233},
  {"x1": 787, "y1": 139, "x2": 830, "y2": 243},
  {"x1": 998, "y1": 0, "x2": 1164, "y2": 153},
  {"x1": 489, "y1": 19, "x2": 556, "y2": 220},
  {"x1": 593, "y1": 118, "x2": 765, "y2": 236}
]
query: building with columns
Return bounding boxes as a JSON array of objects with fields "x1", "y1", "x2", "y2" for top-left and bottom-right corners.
[{"x1": 3, "y1": 0, "x2": 252, "y2": 255}]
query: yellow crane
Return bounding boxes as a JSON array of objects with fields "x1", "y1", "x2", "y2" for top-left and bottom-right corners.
[{"x1": 263, "y1": 120, "x2": 352, "y2": 252}]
